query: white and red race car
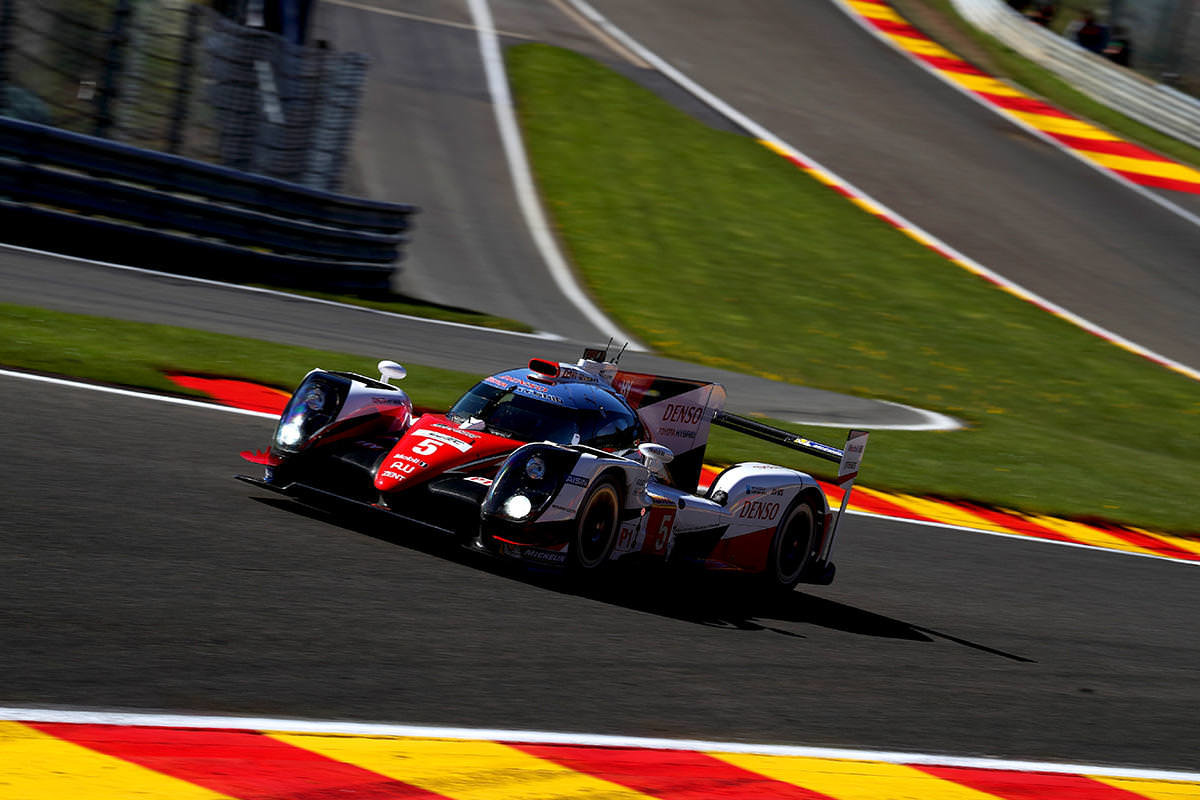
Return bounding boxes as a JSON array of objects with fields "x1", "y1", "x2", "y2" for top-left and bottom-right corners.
[{"x1": 238, "y1": 347, "x2": 867, "y2": 591}]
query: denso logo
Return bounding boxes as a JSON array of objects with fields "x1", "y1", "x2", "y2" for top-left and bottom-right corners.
[
  {"x1": 661, "y1": 403, "x2": 703, "y2": 426},
  {"x1": 738, "y1": 500, "x2": 781, "y2": 520}
]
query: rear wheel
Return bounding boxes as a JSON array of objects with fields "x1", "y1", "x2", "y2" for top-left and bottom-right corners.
[
  {"x1": 569, "y1": 479, "x2": 621, "y2": 573},
  {"x1": 763, "y1": 498, "x2": 817, "y2": 592}
]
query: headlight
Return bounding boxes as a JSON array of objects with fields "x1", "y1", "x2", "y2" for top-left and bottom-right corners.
[
  {"x1": 524, "y1": 456, "x2": 546, "y2": 480},
  {"x1": 503, "y1": 494, "x2": 533, "y2": 520},
  {"x1": 277, "y1": 418, "x2": 304, "y2": 446}
]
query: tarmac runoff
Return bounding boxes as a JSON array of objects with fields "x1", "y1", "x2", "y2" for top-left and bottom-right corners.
[{"x1": 2, "y1": 708, "x2": 1200, "y2": 799}]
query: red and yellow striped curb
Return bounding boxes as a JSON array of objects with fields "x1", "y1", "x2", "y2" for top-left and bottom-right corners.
[
  {"x1": 171, "y1": 374, "x2": 1199, "y2": 566},
  {"x1": 842, "y1": 0, "x2": 1200, "y2": 194},
  {"x1": 4, "y1": 719, "x2": 1200, "y2": 799},
  {"x1": 704, "y1": 469, "x2": 1200, "y2": 566}
]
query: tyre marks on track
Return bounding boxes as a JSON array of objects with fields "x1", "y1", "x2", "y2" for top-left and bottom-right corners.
[
  {"x1": 4, "y1": 718, "x2": 1199, "y2": 800},
  {"x1": 842, "y1": 0, "x2": 1200, "y2": 194}
]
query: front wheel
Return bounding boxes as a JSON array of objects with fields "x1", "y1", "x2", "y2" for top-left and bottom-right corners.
[
  {"x1": 762, "y1": 498, "x2": 817, "y2": 592},
  {"x1": 568, "y1": 479, "x2": 621, "y2": 573}
]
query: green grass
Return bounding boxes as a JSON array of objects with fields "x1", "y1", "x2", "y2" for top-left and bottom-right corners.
[
  {"x1": 507, "y1": 44, "x2": 1200, "y2": 534},
  {"x1": 0, "y1": 304, "x2": 478, "y2": 412},
  {"x1": 890, "y1": 0, "x2": 1200, "y2": 169}
]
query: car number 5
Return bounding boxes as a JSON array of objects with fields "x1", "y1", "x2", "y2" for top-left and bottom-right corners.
[{"x1": 412, "y1": 439, "x2": 441, "y2": 456}]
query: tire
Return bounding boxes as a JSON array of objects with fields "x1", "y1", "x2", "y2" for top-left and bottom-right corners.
[
  {"x1": 763, "y1": 498, "x2": 817, "y2": 592},
  {"x1": 568, "y1": 479, "x2": 621, "y2": 573}
]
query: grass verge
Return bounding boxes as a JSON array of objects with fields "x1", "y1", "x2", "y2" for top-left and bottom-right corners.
[
  {"x1": 0, "y1": 304, "x2": 479, "y2": 413},
  {"x1": 507, "y1": 43, "x2": 1200, "y2": 533},
  {"x1": 888, "y1": 0, "x2": 1200, "y2": 169}
]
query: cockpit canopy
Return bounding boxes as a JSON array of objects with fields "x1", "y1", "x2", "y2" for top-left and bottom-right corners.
[{"x1": 447, "y1": 368, "x2": 642, "y2": 450}]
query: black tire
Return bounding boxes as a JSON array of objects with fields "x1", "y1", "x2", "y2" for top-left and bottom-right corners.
[
  {"x1": 568, "y1": 479, "x2": 621, "y2": 573},
  {"x1": 763, "y1": 498, "x2": 817, "y2": 592}
]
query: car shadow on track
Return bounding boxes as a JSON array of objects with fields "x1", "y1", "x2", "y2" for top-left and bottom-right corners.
[{"x1": 249, "y1": 494, "x2": 1035, "y2": 664}]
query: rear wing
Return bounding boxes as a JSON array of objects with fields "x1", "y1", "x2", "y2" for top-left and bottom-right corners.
[{"x1": 712, "y1": 411, "x2": 868, "y2": 558}]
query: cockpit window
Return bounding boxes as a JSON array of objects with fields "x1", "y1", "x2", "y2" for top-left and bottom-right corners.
[{"x1": 448, "y1": 379, "x2": 642, "y2": 449}]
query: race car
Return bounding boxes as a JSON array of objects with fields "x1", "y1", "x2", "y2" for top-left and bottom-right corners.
[{"x1": 237, "y1": 347, "x2": 868, "y2": 591}]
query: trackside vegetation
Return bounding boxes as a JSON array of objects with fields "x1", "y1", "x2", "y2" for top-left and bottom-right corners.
[
  {"x1": 0, "y1": 304, "x2": 478, "y2": 411},
  {"x1": 506, "y1": 44, "x2": 1200, "y2": 534}
]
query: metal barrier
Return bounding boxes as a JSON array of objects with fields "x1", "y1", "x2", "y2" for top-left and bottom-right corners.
[
  {"x1": 950, "y1": 0, "x2": 1200, "y2": 151},
  {"x1": 0, "y1": 116, "x2": 416, "y2": 292},
  {"x1": 0, "y1": 0, "x2": 366, "y2": 192}
]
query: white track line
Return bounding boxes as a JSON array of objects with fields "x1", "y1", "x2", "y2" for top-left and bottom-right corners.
[
  {"x1": 0, "y1": 368, "x2": 277, "y2": 420},
  {"x1": 831, "y1": 0, "x2": 1200, "y2": 230},
  {"x1": 789, "y1": 398, "x2": 962, "y2": 432},
  {"x1": 3, "y1": 366, "x2": 1193, "y2": 567},
  {"x1": 0, "y1": 243, "x2": 564, "y2": 342},
  {"x1": 324, "y1": 0, "x2": 534, "y2": 39},
  {"x1": 466, "y1": 0, "x2": 644, "y2": 350},
  {"x1": 562, "y1": 0, "x2": 1200, "y2": 384},
  {"x1": 2, "y1": 706, "x2": 1198, "y2": 780}
]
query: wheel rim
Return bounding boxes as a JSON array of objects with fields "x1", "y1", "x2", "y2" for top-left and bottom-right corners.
[
  {"x1": 576, "y1": 486, "x2": 618, "y2": 568},
  {"x1": 775, "y1": 504, "x2": 813, "y2": 584}
]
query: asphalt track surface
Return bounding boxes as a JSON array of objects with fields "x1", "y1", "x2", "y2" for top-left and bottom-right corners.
[
  {"x1": 5, "y1": 0, "x2": 1200, "y2": 775},
  {"x1": 3, "y1": 373, "x2": 1199, "y2": 771}
]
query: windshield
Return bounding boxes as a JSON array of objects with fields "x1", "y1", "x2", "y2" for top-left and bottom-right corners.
[{"x1": 448, "y1": 382, "x2": 590, "y2": 444}]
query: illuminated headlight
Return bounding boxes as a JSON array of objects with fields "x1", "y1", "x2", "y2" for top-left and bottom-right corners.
[
  {"x1": 277, "y1": 419, "x2": 304, "y2": 446},
  {"x1": 503, "y1": 494, "x2": 533, "y2": 520},
  {"x1": 524, "y1": 456, "x2": 547, "y2": 481}
]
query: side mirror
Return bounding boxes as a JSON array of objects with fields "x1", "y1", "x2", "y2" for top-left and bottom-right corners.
[
  {"x1": 638, "y1": 442, "x2": 674, "y2": 463},
  {"x1": 637, "y1": 442, "x2": 674, "y2": 478},
  {"x1": 378, "y1": 360, "x2": 407, "y2": 385}
]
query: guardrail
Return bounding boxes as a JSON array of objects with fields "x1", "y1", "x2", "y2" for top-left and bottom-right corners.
[
  {"x1": 950, "y1": 0, "x2": 1200, "y2": 151},
  {"x1": 0, "y1": 117, "x2": 416, "y2": 292}
]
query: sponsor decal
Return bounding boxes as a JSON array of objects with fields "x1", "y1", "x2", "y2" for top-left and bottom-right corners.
[
  {"x1": 432, "y1": 422, "x2": 479, "y2": 440},
  {"x1": 380, "y1": 469, "x2": 407, "y2": 481},
  {"x1": 464, "y1": 476, "x2": 493, "y2": 486},
  {"x1": 563, "y1": 474, "x2": 589, "y2": 487},
  {"x1": 394, "y1": 454, "x2": 428, "y2": 468},
  {"x1": 483, "y1": 373, "x2": 566, "y2": 403},
  {"x1": 615, "y1": 521, "x2": 643, "y2": 555},
  {"x1": 737, "y1": 500, "x2": 781, "y2": 521},
  {"x1": 747, "y1": 485, "x2": 785, "y2": 496},
  {"x1": 410, "y1": 428, "x2": 472, "y2": 453},
  {"x1": 656, "y1": 427, "x2": 696, "y2": 440},
  {"x1": 522, "y1": 547, "x2": 568, "y2": 565},
  {"x1": 661, "y1": 403, "x2": 703, "y2": 426}
]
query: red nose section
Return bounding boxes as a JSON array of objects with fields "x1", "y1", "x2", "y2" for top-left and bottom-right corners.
[{"x1": 374, "y1": 414, "x2": 520, "y2": 492}]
